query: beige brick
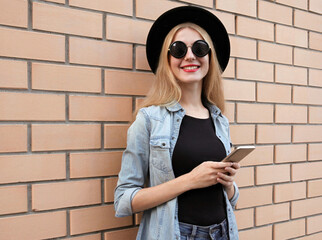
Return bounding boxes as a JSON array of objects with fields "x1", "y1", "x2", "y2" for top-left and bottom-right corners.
[
  {"x1": 275, "y1": 64, "x2": 307, "y2": 85},
  {"x1": 275, "y1": 144, "x2": 307, "y2": 163},
  {"x1": 235, "y1": 167, "x2": 254, "y2": 187},
  {"x1": 293, "y1": 86, "x2": 322, "y2": 105},
  {"x1": 136, "y1": 46, "x2": 150, "y2": 71},
  {"x1": 0, "y1": 211, "x2": 66, "y2": 240},
  {"x1": 69, "y1": 37, "x2": 132, "y2": 69},
  {"x1": 239, "y1": 225, "x2": 272, "y2": 240},
  {"x1": 274, "y1": 182, "x2": 306, "y2": 203},
  {"x1": 0, "y1": 59, "x2": 27, "y2": 89},
  {"x1": 237, "y1": 103, "x2": 274, "y2": 123},
  {"x1": 296, "y1": 232, "x2": 322, "y2": 240},
  {"x1": 276, "y1": 24, "x2": 307, "y2": 47},
  {"x1": 229, "y1": 125, "x2": 255, "y2": 145},
  {"x1": 105, "y1": 227, "x2": 139, "y2": 240},
  {"x1": 0, "y1": 125, "x2": 27, "y2": 153},
  {"x1": 235, "y1": 208, "x2": 254, "y2": 230},
  {"x1": 256, "y1": 203, "x2": 289, "y2": 226},
  {"x1": 135, "y1": 0, "x2": 184, "y2": 20},
  {"x1": 257, "y1": 125, "x2": 291, "y2": 144},
  {"x1": 237, "y1": 59, "x2": 274, "y2": 82},
  {"x1": 32, "y1": 124, "x2": 101, "y2": 151},
  {"x1": 291, "y1": 197, "x2": 322, "y2": 218},
  {"x1": 258, "y1": 83, "x2": 292, "y2": 103},
  {"x1": 32, "y1": 180, "x2": 101, "y2": 211},
  {"x1": 32, "y1": 63, "x2": 101, "y2": 93},
  {"x1": 105, "y1": 70, "x2": 154, "y2": 96},
  {"x1": 241, "y1": 145, "x2": 274, "y2": 167},
  {"x1": 256, "y1": 164, "x2": 290, "y2": 185},
  {"x1": 69, "y1": 95, "x2": 132, "y2": 121},
  {"x1": 307, "y1": 215, "x2": 322, "y2": 234},
  {"x1": 104, "y1": 124, "x2": 130, "y2": 149},
  {"x1": 309, "y1": 32, "x2": 322, "y2": 51},
  {"x1": 0, "y1": 154, "x2": 65, "y2": 184},
  {"x1": 230, "y1": 36, "x2": 257, "y2": 59},
  {"x1": 106, "y1": 16, "x2": 151, "y2": 44},
  {"x1": 216, "y1": 0, "x2": 256, "y2": 17},
  {"x1": 43, "y1": 0, "x2": 64, "y2": 3},
  {"x1": 308, "y1": 143, "x2": 322, "y2": 161},
  {"x1": 70, "y1": 205, "x2": 132, "y2": 235},
  {"x1": 70, "y1": 152, "x2": 122, "y2": 178},
  {"x1": 209, "y1": 10, "x2": 236, "y2": 34},
  {"x1": 224, "y1": 102, "x2": 235, "y2": 123},
  {"x1": 69, "y1": 0, "x2": 133, "y2": 16},
  {"x1": 258, "y1": 1, "x2": 292, "y2": 25},
  {"x1": 33, "y1": 2, "x2": 102, "y2": 38},
  {"x1": 308, "y1": 179, "x2": 322, "y2": 198},
  {"x1": 222, "y1": 58, "x2": 235, "y2": 79},
  {"x1": 274, "y1": 219, "x2": 305, "y2": 240},
  {"x1": 294, "y1": 9, "x2": 322, "y2": 32},
  {"x1": 65, "y1": 233, "x2": 101, "y2": 240},
  {"x1": 223, "y1": 80, "x2": 256, "y2": 101},
  {"x1": 237, "y1": 16, "x2": 274, "y2": 41},
  {"x1": 294, "y1": 47, "x2": 322, "y2": 69},
  {"x1": 293, "y1": 125, "x2": 322, "y2": 143},
  {"x1": 309, "y1": 0, "x2": 322, "y2": 13},
  {"x1": 309, "y1": 106, "x2": 322, "y2": 124},
  {"x1": 237, "y1": 186, "x2": 272, "y2": 209},
  {"x1": 0, "y1": 185, "x2": 27, "y2": 215},
  {"x1": 276, "y1": 0, "x2": 308, "y2": 9},
  {"x1": 309, "y1": 69, "x2": 322, "y2": 87},
  {"x1": 178, "y1": 0, "x2": 212, "y2": 8},
  {"x1": 0, "y1": 92, "x2": 65, "y2": 121},
  {"x1": 0, "y1": 27, "x2": 64, "y2": 62},
  {"x1": 258, "y1": 41, "x2": 292, "y2": 64},
  {"x1": 0, "y1": 0, "x2": 27, "y2": 28},
  {"x1": 292, "y1": 161, "x2": 322, "y2": 181},
  {"x1": 275, "y1": 105, "x2": 307, "y2": 123},
  {"x1": 104, "y1": 177, "x2": 118, "y2": 203}
]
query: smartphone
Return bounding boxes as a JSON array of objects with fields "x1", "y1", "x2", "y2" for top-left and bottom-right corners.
[{"x1": 222, "y1": 146, "x2": 255, "y2": 163}]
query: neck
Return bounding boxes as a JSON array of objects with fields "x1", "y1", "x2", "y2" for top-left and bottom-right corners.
[{"x1": 179, "y1": 81, "x2": 208, "y2": 118}]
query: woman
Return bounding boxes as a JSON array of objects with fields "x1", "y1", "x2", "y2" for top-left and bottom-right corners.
[{"x1": 114, "y1": 6, "x2": 240, "y2": 240}]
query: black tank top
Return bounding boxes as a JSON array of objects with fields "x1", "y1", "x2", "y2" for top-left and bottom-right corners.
[{"x1": 172, "y1": 114, "x2": 227, "y2": 226}]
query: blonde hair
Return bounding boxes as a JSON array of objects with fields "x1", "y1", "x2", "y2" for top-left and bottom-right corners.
[{"x1": 137, "y1": 23, "x2": 225, "y2": 114}]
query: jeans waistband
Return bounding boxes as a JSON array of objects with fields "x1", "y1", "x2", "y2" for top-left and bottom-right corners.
[{"x1": 179, "y1": 218, "x2": 227, "y2": 238}]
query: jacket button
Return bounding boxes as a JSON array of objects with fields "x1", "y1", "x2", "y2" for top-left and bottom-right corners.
[
  {"x1": 162, "y1": 143, "x2": 166, "y2": 146},
  {"x1": 177, "y1": 119, "x2": 180, "y2": 122}
]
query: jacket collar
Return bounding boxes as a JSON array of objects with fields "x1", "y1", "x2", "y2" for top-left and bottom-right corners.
[{"x1": 165, "y1": 101, "x2": 222, "y2": 117}]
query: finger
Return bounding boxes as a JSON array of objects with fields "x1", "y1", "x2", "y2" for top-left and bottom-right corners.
[
  {"x1": 209, "y1": 162, "x2": 233, "y2": 169},
  {"x1": 232, "y1": 162, "x2": 240, "y2": 170},
  {"x1": 218, "y1": 172, "x2": 234, "y2": 182},
  {"x1": 224, "y1": 167, "x2": 237, "y2": 176},
  {"x1": 217, "y1": 177, "x2": 233, "y2": 188}
]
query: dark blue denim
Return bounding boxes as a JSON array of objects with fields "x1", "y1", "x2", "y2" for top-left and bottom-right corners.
[{"x1": 179, "y1": 219, "x2": 229, "y2": 240}]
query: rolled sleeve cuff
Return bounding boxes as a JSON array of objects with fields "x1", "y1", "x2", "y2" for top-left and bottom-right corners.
[
  {"x1": 115, "y1": 187, "x2": 141, "y2": 217},
  {"x1": 229, "y1": 182, "x2": 239, "y2": 210}
]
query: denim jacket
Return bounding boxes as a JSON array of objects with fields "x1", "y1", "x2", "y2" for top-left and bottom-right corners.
[{"x1": 114, "y1": 102, "x2": 239, "y2": 240}]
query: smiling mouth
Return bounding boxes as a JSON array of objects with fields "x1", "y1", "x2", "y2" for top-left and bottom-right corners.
[{"x1": 181, "y1": 66, "x2": 200, "y2": 70}]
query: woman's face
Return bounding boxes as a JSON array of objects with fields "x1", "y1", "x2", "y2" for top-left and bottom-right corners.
[{"x1": 169, "y1": 27, "x2": 209, "y2": 85}]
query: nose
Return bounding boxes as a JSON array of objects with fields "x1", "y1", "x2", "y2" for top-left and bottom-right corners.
[{"x1": 184, "y1": 46, "x2": 196, "y2": 61}]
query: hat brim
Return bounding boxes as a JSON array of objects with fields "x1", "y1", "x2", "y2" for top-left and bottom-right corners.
[{"x1": 146, "y1": 6, "x2": 230, "y2": 74}]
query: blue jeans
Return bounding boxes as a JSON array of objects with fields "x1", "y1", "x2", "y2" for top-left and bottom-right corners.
[{"x1": 179, "y1": 219, "x2": 229, "y2": 240}]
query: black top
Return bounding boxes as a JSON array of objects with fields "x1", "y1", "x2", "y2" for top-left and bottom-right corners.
[{"x1": 172, "y1": 115, "x2": 227, "y2": 226}]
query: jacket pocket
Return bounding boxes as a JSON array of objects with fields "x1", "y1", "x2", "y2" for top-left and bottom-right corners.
[{"x1": 150, "y1": 138, "x2": 172, "y2": 173}]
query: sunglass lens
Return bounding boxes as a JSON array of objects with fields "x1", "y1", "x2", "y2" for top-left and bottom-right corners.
[
  {"x1": 169, "y1": 41, "x2": 187, "y2": 58},
  {"x1": 192, "y1": 40, "x2": 210, "y2": 57}
]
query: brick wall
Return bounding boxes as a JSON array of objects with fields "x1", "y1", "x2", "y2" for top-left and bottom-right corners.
[{"x1": 0, "y1": 0, "x2": 321, "y2": 239}]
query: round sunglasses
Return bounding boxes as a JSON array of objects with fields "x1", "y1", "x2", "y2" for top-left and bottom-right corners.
[{"x1": 168, "y1": 40, "x2": 210, "y2": 59}]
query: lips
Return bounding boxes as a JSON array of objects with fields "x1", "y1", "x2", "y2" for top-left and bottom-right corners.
[{"x1": 181, "y1": 64, "x2": 200, "y2": 72}]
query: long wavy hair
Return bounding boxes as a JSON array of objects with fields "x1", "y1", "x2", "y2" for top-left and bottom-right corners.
[{"x1": 137, "y1": 23, "x2": 225, "y2": 115}]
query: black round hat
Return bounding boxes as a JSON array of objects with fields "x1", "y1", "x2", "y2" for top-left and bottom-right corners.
[{"x1": 146, "y1": 6, "x2": 230, "y2": 74}]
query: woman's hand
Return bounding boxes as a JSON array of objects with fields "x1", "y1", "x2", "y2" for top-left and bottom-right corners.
[
  {"x1": 217, "y1": 162, "x2": 240, "y2": 199},
  {"x1": 186, "y1": 161, "x2": 234, "y2": 190}
]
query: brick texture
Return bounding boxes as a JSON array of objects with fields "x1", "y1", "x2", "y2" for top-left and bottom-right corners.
[{"x1": 0, "y1": 1, "x2": 321, "y2": 239}]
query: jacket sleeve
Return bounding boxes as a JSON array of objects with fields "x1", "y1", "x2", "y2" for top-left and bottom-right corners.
[{"x1": 114, "y1": 110, "x2": 150, "y2": 217}]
